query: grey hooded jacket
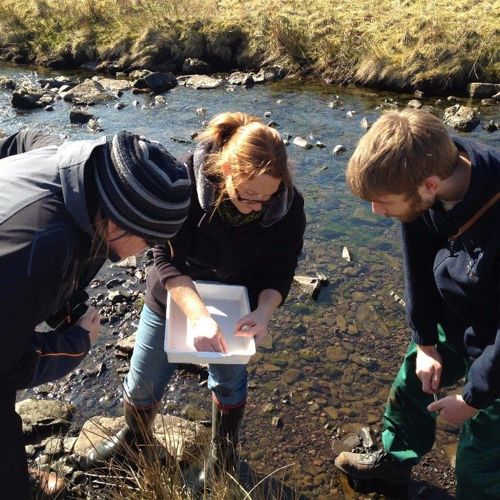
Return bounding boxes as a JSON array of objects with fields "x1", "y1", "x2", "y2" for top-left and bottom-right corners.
[{"x1": 0, "y1": 130, "x2": 106, "y2": 391}]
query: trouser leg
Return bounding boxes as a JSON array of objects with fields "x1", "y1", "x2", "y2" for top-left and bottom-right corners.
[
  {"x1": 0, "y1": 129, "x2": 63, "y2": 159},
  {"x1": 124, "y1": 305, "x2": 177, "y2": 407},
  {"x1": 455, "y1": 398, "x2": 500, "y2": 499},
  {"x1": 0, "y1": 390, "x2": 29, "y2": 500},
  {"x1": 383, "y1": 326, "x2": 467, "y2": 464}
]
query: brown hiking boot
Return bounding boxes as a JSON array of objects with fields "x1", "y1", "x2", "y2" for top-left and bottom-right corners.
[
  {"x1": 28, "y1": 468, "x2": 66, "y2": 498},
  {"x1": 334, "y1": 449, "x2": 412, "y2": 483}
]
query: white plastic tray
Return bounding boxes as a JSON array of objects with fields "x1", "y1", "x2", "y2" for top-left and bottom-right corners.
[{"x1": 165, "y1": 281, "x2": 255, "y2": 365}]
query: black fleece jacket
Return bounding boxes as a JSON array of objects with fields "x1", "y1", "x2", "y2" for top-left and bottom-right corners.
[
  {"x1": 145, "y1": 150, "x2": 306, "y2": 315},
  {"x1": 402, "y1": 137, "x2": 499, "y2": 409}
]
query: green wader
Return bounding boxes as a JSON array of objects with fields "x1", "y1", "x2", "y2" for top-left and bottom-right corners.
[{"x1": 382, "y1": 326, "x2": 500, "y2": 499}]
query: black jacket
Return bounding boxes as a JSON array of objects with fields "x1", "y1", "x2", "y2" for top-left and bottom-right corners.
[
  {"x1": 145, "y1": 144, "x2": 306, "y2": 315},
  {"x1": 402, "y1": 137, "x2": 499, "y2": 409},
  {"x1": 0, "y1": 131, "x2": 106, "y2": 391}
]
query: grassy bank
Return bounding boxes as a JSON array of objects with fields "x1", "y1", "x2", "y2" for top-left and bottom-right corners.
[{"x1": 0, "y1": 0, "x2": 498, "y2": 92}]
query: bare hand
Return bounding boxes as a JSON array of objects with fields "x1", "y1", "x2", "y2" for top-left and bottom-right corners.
[
  {"x1": 427, "y1": 395, "x2": 479, "y2": 424},
  {"x1": 192, "y1": 316, "x2": 227, "y2": 353},
  {"x1": 416, "y1": 344, "x2": 442, "y2": 393},
  {"x1": 235, "y1": 309, "x2": 269, "y2": 345},
  {"x1": 76, "y1": 306, "x2": 100, "y2": 345}
]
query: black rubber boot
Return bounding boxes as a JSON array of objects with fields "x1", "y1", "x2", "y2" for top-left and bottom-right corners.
[
  {"x1": 199, "y1": 399, "x2": 246, "y2": 488},
  {"x1": 85, "y1": 398, "x2": 160, "y2": 468}
]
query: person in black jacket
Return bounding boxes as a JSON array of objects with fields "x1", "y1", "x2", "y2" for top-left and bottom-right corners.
[
  {"x1": 0, "y1": 129, "x2": 191, "y2": 499},
  {"x1": 335, "y1": 109, "x2": 499, "y2": 499},
  {"x1": 88, "y1": 112, "x2": 306, "y2": 482}
]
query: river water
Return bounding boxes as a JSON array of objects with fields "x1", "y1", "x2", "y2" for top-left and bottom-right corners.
[{"x1": 2, "y1": 63, "x2": 498, "y2": 498}]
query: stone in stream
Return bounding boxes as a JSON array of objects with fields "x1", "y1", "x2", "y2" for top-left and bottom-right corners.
[
  {"x1": 228, "y1": 71, "x2": 254, "y2": 87},
  {"x1": 184, "y1": 75, "x2": 223, "y2": 89},
  {"x1": 293, "y1": 274, "x2": 322, "y2": 300},
  {"x1": 111, "y1": 255, "x2": 137, "y2": 268},
  {"x1": 333, "y1": 144, "x2": 346, "y2": 155},
  {"x1": 70, "y1": 108, "x2": 94, "y2": 125},
  {"x1": 407, "y1": 99, "x2": 422, "y2": 109},
  {"x1": 468, "y1": 82, "x2": 500, "y2": 99},
  {"x1": 92, "y1": 76, "x2": 132, "y2": 93},
  {"x1": 341, "y1": 246, "x2": 352, "y2": 262},
  {"x1": 346, "y1": 110, "x2": 356, "y2": 118},
  {"x1": 328, "y1": 98, "x2": 344, "y2": 109},
  {"x1": 443, "y1": 104, "x2": 480, "y2": 132},
  {"x1": 360, "y1": 116, "x2": 371, "y2": 129},
  {"x1": 63, "y1": 79, "x2": 114, "y2": 105},
  {"x1": 114, "y1": 101, "x2": 126, "y2": 110},
  {"x1": 196, "y1": 107, "x2": 207, "y2": 116},
  {"x1": 74, "y1": 414, "x2": 209, "y2": 464},
  {"x1": 484, "y1": 120, "x2": 498, "y2": 132},
  {"x1": 0, "y1": 76, "x2": 16, "y2": 90},
  {"x1": 293, "y1": 136, "x2": 313, "y2": 149},
  {"x1": 115, "y1": 332, "x2": 137, "y2": 354},
  {"x1": 87, "y1": 118, "x2": 103, "y2": 133},
  {"x1": 315, "y1": 141, "x2": 326, "y2": 148},
  {"x1": 133, "y1": 71, "x2": 177, "y2": 93},
  {"x1": 11, "y1": 90, "x2": 45, "y2": 110}
]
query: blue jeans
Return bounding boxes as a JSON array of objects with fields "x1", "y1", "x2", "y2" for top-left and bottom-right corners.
[{"x1": 124, "y1": 305, "x2": 248, "y2": 409}]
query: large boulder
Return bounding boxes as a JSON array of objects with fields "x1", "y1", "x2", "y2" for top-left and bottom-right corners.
[
  {"x1": 183, "y1": 74, "x2": 223, "y2": 89},
  {"x1": 15, "y1": 399, "x2": 75, "y2": 439},
  {"x1": 63, "y1": 79, "x2": 115, "y2": 105},
  {"x1": 38, "y1": 76, "x2": 78, "y2": 90},
  {"x1": 74, "y1": 414, "x2": 209, "y2": 464},
  {"x1": 92, "y1": 76, "x2": 132, "y2": 93},
  {"x1": 228, "y1": 71, "x2": 254, "y2": 87},
  {"x1": 132, "y1": 71, "x2": 177, "y2": 93},
  {"x1": 443, "y1": 105, "x2": 480, "y2": 132},
  {"x1": 468, "y1": 83, "x2": 500, "y2": 99}
]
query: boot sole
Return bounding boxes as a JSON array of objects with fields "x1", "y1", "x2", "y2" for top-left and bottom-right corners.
[{"x1": 335, "y1": 463, "x2": 410, "y2": 484}]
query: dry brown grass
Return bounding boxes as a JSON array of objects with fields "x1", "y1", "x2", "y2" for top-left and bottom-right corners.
[{"x1": 0, "y1": 0, "x2": 498, "y2": 89}]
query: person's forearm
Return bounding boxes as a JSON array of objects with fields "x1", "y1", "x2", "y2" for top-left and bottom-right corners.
[
  {"x1": 165, "y1": 275, "x2": 210, "y2": 320},
  {"x1": 256, "y1": 289, "x2": 282, "y2": 320}
]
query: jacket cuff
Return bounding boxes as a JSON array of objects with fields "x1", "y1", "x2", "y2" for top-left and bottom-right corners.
[
  {"x1": 462, "y1": 382, "x2": 490, "y2": 410},
  {"x1": 411, "y1": 329, "x2": 438, "y2": 346}
]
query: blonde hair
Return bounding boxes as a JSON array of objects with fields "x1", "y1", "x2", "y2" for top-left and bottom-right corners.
[
  {"x1": 197, "y1": 112, "x2": 292, "y2": 206},
  {"x1": 346, "y1": 108, "x2": 458, "y2": 200}
]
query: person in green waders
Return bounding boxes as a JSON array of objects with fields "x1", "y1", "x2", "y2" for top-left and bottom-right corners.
[{"x1": 335, "y1": 108, "x2": 499, "y2": 499}]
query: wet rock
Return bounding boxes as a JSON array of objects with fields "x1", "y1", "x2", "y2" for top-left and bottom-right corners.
[
  {"x1": 182, "y1": 57, "x2": 211, "y2": 75},
  {"x1": 360, "y1": 117, "x2": 371, "y2": 129},
  {"x1": 293, "y1": 136, "x2": 313, "y2": 149},
  {"x1": 325, "y1": 346, "x2": 348, "y2": 363},
  {"x1": 253, "y1": 67, "x2": 282, "y2": 83},
  {"x1": 328, "y1": 99, "x2": 344, "y2": 109},
  {"x1": 38, "y1": 76, "x2": 78, "y2": 90},
  {"x1": 170, "y1": 136, "x2": 191, "y2": 144},
  {"x1": 154, "y1": 95, "x2": 166, "y2": 106},
  {"x1": 359, "y1": 426, "x2": 374, "y2": 448},
  {"x1": 0, "y1": 77, "x2": 16, "y2": 90},
  {"x1": 271, "y1": 415, "x2": 283, "y2": 428},
  {"x1": 15, "y1": 399, "x2": 74, "y2": 438},
  {"x1": 443, "y1": 105, "x2": 479, "y2": 132},
  {"x1": 333, "y1": 144, "x2": 346, "y2": 155},
  {"x1": 341, "y1": 246, "x2": 352, "y2": 262},
  {"x1": 44, "y1": 105, "x2": 54, "y2": 111},
  {"x1": 184, "y1": 75, "x2": 223, "y2": 89},
  {"x1": 105, "y1": 277, "x2": 125, "y2": 289},
  {"x1": 267, "y1": 120, "x2": 279, "y2": 128},
  {"x1": 293, "y1": 275, "x2": 322, "y2": 300},
  {"x1": 414, "y1": 90, "x2": 425, "y2": 98},
  {"x1": 114, "y1": 101, "x2": 126, "y2": 110},
  {"x1": 407, "y1": 99, "x2": 422, "y2": 109},
  {"x1": 481, "y1": 98, "x2": 497, "y2": 106},
  {"x1": 11, "y1": 90, "x2": 45, "y2": 109},
  {"x1": 346, "y1": 110, "x2": 356, "y2": 118},
  {"x1": 93, "y1": 77, "x2": 131, "y2": 93},
  {"x1": 447, "y1": 95, "x2": 458, "y2": 103},
  {"x1": 282, "y1": 368, "x2": 303, "y2": 384},
  {"x1": 87, "y1": 118, "x2": 103, "y2": 133},
  {"x1": 111, "y1": 255, "x2": 137, "y2": 268},
  {"x1": 70, "y1": 108, "x2": 94, "y2": 125},
  {"x1": 115, "y1": 332, "x2": 136, "y2": 354},
  {"x1": 128, "y1": 69, "x2": 152, "y2": 81},
  {"x1": 484, "y1": 120, "x2": 498, "y2": 132},
  {"x1": 468, "y1": 82, "x2": 500, "y2": 99},
  {"x1": 63, "y1": 79, "x2": 114, "y2": 105},
  {"x1": 315, "y1": 141, "x2": 326, "y2": 148},
  {"x1": 107, "y1": 290, "x2": 130, "y2": 303},
  {"x1": 228, "y1": 71, "x2": 254, "y2": 87},
  {"x1": 133, "y1": 71, "x2": 177, "y2": 93},
  {"x1": 74, "y1": 414, "x2": 209, "y2": 463}
]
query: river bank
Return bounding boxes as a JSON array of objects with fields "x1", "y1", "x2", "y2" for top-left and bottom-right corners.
[{"x1": 0, "y1": 0, "x2": 498, "y2": 94}]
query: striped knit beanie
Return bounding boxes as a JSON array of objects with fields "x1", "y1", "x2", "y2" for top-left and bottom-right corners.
[{"x1": 94, "y1": 131, "x2": 191, "y2": 243}]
